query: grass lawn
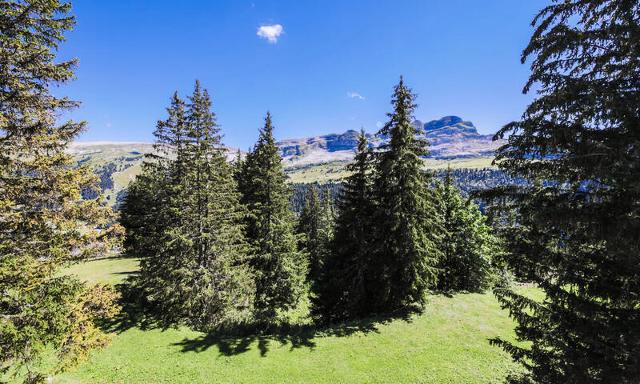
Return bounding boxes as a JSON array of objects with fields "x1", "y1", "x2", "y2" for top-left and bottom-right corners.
[
  {"x1": 55, "y1": 257, "x2": 528, "y2": 384},
  {"x1": 62, "y1": 257, "x2": 139, "y2": 285}
]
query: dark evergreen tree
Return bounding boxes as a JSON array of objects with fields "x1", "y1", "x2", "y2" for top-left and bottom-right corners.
[
  {"x1": 297, "y1": 185, "x2": 321, "y2": 279},
  {"x1": 121, "y1": 92, "x2": 186, "y2": 256},
  {"x1": 290, "y1": 181, "x2": 341, "y2": 215},
  {"x1": 297, "y1": 184, "x2": 333, "y2": 286},
  {"x1": 237, "y1": 112, "x2": 306, "y2": 322},
  {"x1": 319, "y1": 187, "x2": 336, "y2": 252},
  {"x1": 232, "y1": 149, "x2": 245, "y2": 180},
  {"x1": 181, "y1": 82, "x2": 255, "y2": 330},
  {"x1": 370, "y1": 78, "x2": 441, "y2": 311},
  {"x1": 488, "y1": 1, "x2": 640, "y2": 382},
  {"x1": 0, "y1": 1, "x2": 119, "y2": 381},
  {"x1": 313, "y1": 130, "x2": 376, "y2": 321},
  {"x1": 435, "y1": 167, "x2": 495, "y2": 292},
  {"x1": 123, "y1": 83, "x2": 254, "y2": 331},
  {"x1": 121, "y1": 93, "x2": 188, "y2": 325}
]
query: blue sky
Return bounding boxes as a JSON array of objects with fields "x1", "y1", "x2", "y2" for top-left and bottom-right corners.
[{"x1": 61, "y1": 0, "x2": 548, "y2": 150}]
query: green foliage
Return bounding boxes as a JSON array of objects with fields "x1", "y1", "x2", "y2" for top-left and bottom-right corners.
[
  {"x1": 312, "y1": 130, "x2": 377, "y2": 321},
  {"x1": 435, "y1": 168, "x2": 495, "y2": 292},
  {"x1": 0, "y1": 1, "x2": 121, "y2": 382},
  {"x1": 236, "y1": 112, "x2": 306, "y2": 322},
  {"x1": 122, "y1": 83, "x2": 254, "y2": 332},
  {"x1": 487, "y1": 1, "x2": 640, "y2": 383},
  {"x1": 370, "y1": 78, "x2": 441, "y2": 311},
  {"x1": 315, "y1": 81, "x2": 452, "y2": 321},
  {"x1": 296, "y1": 184, "x2": 334, "y2": 287}
]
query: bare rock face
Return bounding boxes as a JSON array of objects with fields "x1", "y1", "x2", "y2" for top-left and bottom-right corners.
[{"x1": 424, "y1": 116, "x2": 465, "y2": 131}]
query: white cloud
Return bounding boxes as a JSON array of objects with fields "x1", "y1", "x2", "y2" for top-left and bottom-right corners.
[
  {"x1": 376, "y1": 121, "x2": 384, "y2": 129},
  {"x1": 257, "y1": 24, "x2": 284, "y2": 43},
  {"x1": 347, "y1": 91, "x2": 365, "y2": 100}
]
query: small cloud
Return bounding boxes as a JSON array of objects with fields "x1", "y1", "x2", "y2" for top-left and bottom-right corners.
[
  {"x1": 347, "y1": 91, "x2": 365, "y2": 100},
  {"x1": 257, "y1": 24, "x2": 284, "y2": 44},
  {"x1": 376, "y1": 121, "x2": 384, "y2": 129}
]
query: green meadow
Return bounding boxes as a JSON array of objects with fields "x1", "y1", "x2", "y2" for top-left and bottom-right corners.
[{"x1": 55, "y1": 257, "x2": 534, "y2": 384}]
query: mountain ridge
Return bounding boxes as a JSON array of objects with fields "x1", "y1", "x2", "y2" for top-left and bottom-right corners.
[
  {"x1": 278, "y1": 116, "x2": 503, "y2": 167},
  {"x1": 70, "y1": 116, "x2": 503, "y2": 205},
  {"x1": 71, "y1": 116, "x2": 502, "y2": 166}
]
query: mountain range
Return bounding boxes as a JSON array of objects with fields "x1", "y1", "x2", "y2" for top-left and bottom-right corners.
[
  {"x1": 69, "y1": 116, "x2": 503, "y2": 205},
  {"x1": 279, "y1": 116, "x2": 503, "y2": 167}
]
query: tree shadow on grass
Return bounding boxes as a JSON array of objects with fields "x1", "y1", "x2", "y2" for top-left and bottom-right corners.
[
  {"x1": 172, "y1": 324, "x2": 318, "y2": 357},
  {"x1": 171, "y1": 308, "x2": 416, "y2": 357},
  {"x1": 104, "y1": 281, "x2": 418, "y2": 357},
  {"x1": 97, "y1": 281, "x2": 165, "y2": 333}
]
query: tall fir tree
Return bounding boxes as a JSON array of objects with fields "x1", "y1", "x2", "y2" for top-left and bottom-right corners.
[
  {"x1": 182, "y1": 82, "x2": 255, "y2": 329},
  {"x1": 121, "y1": 92, "x2": 186, "y2": 259},
  {"x1": 435, "y1": 167, "x2": 495, "y2": 292},
  {"x1": 237, "y1": 112, "x2": 306, "y2": 322},
  {"x1": 123, "y1": 83, "x2": 254, "y2": 331},
  {"x1": 371, "y1": 77, "x2": 441, "y2": 311},
  {"x1": 313, "y1": 129, "x2": 376, "y2": 321},
  {"x1": 121, "y1": 92, "x2": 189, "y2": 325},
  {"x1": 0, "y1": 1, "x2": 120, "y2": 381},
  {"x1": 488, "y1": 1, "x2": 640, "y2": 382}
]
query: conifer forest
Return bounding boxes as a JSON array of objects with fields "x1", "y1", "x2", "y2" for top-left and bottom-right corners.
[{"x1": 1, "y1": 0, "x2": 638, "y2": 383}]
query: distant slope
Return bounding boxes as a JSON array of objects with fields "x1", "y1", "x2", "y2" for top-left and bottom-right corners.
[
  {"x1": 69, "y1": 142, "x2": 152, "y2": 205},
  {"x1": 69, "y1": 142, "x2": 240, "y2": 207},
  {"x1": 284, "y1": 157, "x2": 497, "y2": 184}
]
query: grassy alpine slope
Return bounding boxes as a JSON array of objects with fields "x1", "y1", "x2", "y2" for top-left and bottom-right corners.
[{"x1": 56, "y1": 258, "x2": 532, "y2": 384}]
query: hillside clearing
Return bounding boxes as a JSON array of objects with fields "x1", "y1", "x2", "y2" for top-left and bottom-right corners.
[{"x1": 55, "y1": 257, "x2": 529, "y2": 384}]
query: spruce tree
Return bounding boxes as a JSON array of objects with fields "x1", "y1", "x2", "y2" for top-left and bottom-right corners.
[
  {"x1": 237, "y1": 112, "x2": 306, "y2": 322},
  {"x1": 182, "y1": 82, "x2": 255, "y2": 329},
  {"x1": 435, "y1": 167, "x2": 494, "y2": 292},
  {"x1": 313, "y1": 129, "x2": 376, "y2": 321},
  {"x1": 0, "y1": 1, "x2": 119, "y2": 381},
  {"x1": 123, "y1": 83, "x2": 254, "y2": 331},
  {"x1": 121, "y1": 93, "x2": 189, "y2": 325},
  {"x1": 371, "y1": 78, "x2": 441, "y2": 311},
  {"x1": 489, "y1": 1, "x2": 640, "y2": 382},
  {"x1": 122, "y1": 92, "x2": 185, "y2": 259}
]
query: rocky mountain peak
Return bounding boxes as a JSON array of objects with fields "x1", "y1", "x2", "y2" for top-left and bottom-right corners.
[
  {"x1": 422, "y1": 116, "x2": 476, "y2": 133},
  {"x1": 277, "y1": 116, "x2": 502, "y2": 165}
]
